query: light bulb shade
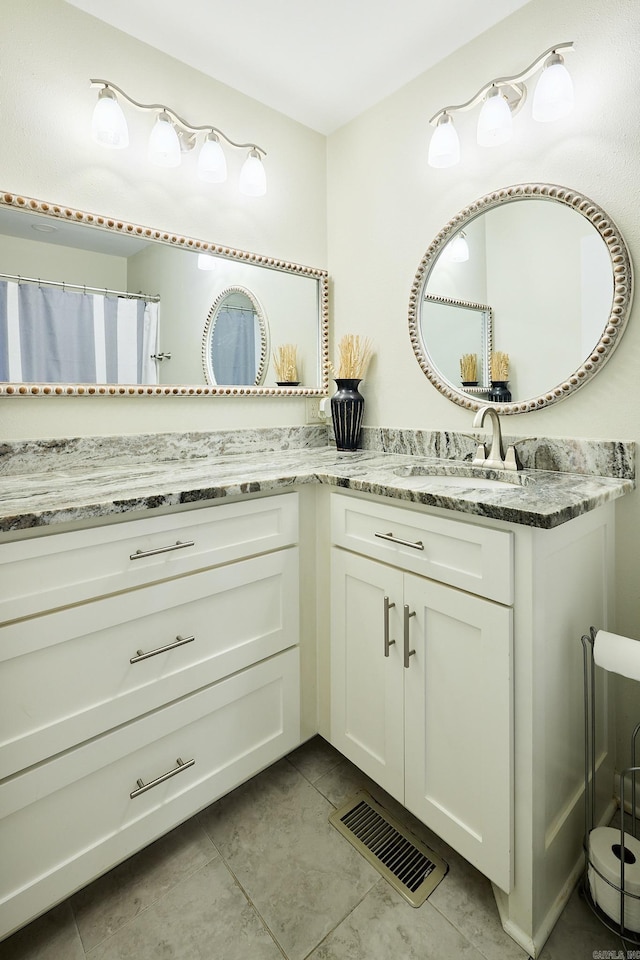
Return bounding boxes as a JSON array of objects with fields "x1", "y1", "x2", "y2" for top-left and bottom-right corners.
[
  {"x1": 92, "y1": 89, "x2": 129, "y2": 149},
  {"x1": 532, "y1": 56, "x2": 574, "y2": 122},
  {"x1": 197, "y1": 253, "x2": 217, "y2": 271},
  {"x1": 428, "y1": 114, "x2": 460, "y2": 168},
  {"x1": 477, "y1": 88, "x2": 513, "y2": 146},
  {"x1": 446, "y1": 233, "x2": 470, "y2": 263},
  {"x1": 239, "y1": 150, "x2": 267, "y2": 197},
  {"x1": 198, "y1": 134, "x2": 227, "y2": 183},
  {"x1": 148, "y1": 112, "x2": 181, "y2": 168}
]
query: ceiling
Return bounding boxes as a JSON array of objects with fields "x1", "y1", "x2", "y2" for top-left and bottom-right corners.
[
  {"x1": 0, "y1": 207, "x2": 149, "y2": 257},
  {"x1": 64, "y1": 0, "x2": 532, "y2": 134}
]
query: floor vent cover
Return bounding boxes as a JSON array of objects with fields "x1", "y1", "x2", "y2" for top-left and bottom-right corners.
[{"x1": 329, "y1": 790, "x2": 448, "y2": 908}]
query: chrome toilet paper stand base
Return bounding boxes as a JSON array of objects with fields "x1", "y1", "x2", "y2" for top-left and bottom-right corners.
[{"x1": 581, "y1": 626, "x2": 640, "y2": 943}]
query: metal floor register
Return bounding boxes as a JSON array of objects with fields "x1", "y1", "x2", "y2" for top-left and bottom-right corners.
[{"x1": 329, "y1": 791, "x2": 448, "y2": 907}]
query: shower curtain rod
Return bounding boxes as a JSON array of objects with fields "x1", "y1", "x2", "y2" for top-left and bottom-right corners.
[
  {"x1": 219, "y1": 303, "x2": 257, "y2": 313},
  {"x1": 0, "y1": 272, "x2": 160, "y2": 303}
]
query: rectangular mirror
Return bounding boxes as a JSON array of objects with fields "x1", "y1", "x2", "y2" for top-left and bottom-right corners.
[
  {"x1": 0, "y1": 193, "x2": 329, "y2": 397},
  {"x1": 422, "y1": 293, "x2": 492, "y2": 392}
]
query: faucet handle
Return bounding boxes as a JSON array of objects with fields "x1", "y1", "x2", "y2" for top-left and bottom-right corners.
[
  {"x1": 503, "y1": 445, "x2": 520, "y2": 472},
  {"x1": 472, "y1": 442, "x2": 487, "y2": 467}
]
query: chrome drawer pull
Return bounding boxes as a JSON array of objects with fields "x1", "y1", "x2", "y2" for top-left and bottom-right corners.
[
  {"x1": 375, "y1": 531, "x2": 424, "y2": 551},
  {"x1": 130, "y1": 540, "x2": 195, "y2": 561},
  {"x1": 404, "y1": 605, "x2": 416, "y2": 669},
  {"x1": 383, "y1": 596, "x2": 396, "y2": 657},
  {"x1": 130, "y1": 757, "x2": 195, "y2": 799},
  {"x1": 130, "y1": 634, "x2": 195, "y2": 664}
]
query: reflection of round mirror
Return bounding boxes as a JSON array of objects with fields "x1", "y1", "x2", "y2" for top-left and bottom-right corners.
[
  {"x1": 409, "y1": 184, "x2": 633, "y2": 414},
  {"x1": 202, "y1": 286, "x2": 268, "y2": 386}
]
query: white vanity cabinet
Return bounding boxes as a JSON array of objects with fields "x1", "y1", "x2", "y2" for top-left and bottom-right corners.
[
  {"x1": 326, "y1": 489, "x2": 615, "y2": 957},
  {"x1": 329, "y1": 494, "x2": 514, "y2": 892},
  {"x1": 0, "y1": 493, "x2": 302, "y2": 941}
]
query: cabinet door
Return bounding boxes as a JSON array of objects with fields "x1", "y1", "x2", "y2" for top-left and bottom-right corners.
[
  {"x1": 403, "y1": 573, "x2": 513, "y2": 893},
  {"x1": 330, "y1": 550, "x2": 404, "y2": 799}
]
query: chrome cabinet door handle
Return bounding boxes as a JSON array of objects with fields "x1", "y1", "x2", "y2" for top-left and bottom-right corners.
[
  {"x1": 404, "y1": 605, "x2": 416, "y2": 668},
  {"x1": 130, "y1": 757, "x2": 195, "y2": 799},
  {"x1": 375, "y1": 531, "x2": 424, "y2": 551},
  {"x1": 383, "y1": 596, "x2": 396, "y2": 657},
  {"x1": 130, "y1": 634, "x2": 195, "y2": 664},
  {"x1": 130, "y1": 540, "x2": 195, "y2": 561}
]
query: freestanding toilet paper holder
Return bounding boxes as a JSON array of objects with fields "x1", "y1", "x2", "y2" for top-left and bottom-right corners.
[{"x1": 582, "y1": 625, "x2": 640, "y2": 942}]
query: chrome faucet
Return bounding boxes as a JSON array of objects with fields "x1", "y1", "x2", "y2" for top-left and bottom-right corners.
[{"x1": 472, "y1": 406, "x2": 519, "y2": 471}]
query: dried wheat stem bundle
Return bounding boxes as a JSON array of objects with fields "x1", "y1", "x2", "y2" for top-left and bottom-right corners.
[
  {"x1": 491, "y1": 351, "x2": 510, "y2": 381},
  {"x1": 460, "y1": 353, "x2": 478, "y2": 381},
  {"x1": 273, "y1": 343, "x2": 298, "y2": 382},
  {"x1": 328, "y1": 334, "x2": 374, "y2": 379}
]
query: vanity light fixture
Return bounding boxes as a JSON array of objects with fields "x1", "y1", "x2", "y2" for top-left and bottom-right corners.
[
  {"x1": 445, "y1": 231, "x2": 470, "y2": 263},
  {"x1": 427, "y1": 113, "x2": 460, "y2": 168},
  {"x1": 197, "y1": 133, "x2": 228, "y2": 183},
  {"x1": 91, "y1": 87, "x2": 129, "y2": 149},
  {"x1": 90, "y1": 79, "x2": 267, "y2": 196},
  {"x1": 476, "y1": 86, "x2": 514, "y2": 147},
  {"x1": 148, "y1": 111, "x2": 181, "y2": 168},
  {"x1": 531, "y1": 53, "x2": 574, "y2": 122},
  {"x1": 427, "y1": 42, "x2": 574, "y2": 168},
  {"x1": 238, "y1": 149, "x2": 268, "y2": 197},
  {"x1": 197, "y1": 253, "x2": 217, "y2": 271}
]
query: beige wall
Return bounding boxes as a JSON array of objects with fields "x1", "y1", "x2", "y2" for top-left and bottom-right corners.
[
  {"x1": 1, "y1": 0, "x2": 326, "y2": 437},
  {"x1": 327, "y1": 0, "x2": 640, "y2": 764}
]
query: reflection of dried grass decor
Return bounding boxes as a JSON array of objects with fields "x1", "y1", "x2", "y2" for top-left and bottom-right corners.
[
  {"x1": 273, "y1": 344, "x2": 298, "y2": 382},
  {"x1": 329, "y1": 334, "x2": 374, "y2": 380},
  {"x1": 460, "y1": 353, "x2": 478, "y2": 382},
  {"x1": 491, "y1": 351, "x2": 510, "y2": 381}
]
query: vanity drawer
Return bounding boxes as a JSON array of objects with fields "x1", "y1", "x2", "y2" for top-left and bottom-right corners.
[
  {"x1": 331, "y1": 493, "x2": 513, "y2": 604},
  {"x1": 0, "y1": 646, "x2": 300, "y2": 942},
  {"x1": 0, "y1": 493, "x2": 298, "y2": 623},
  {"x1": 0, "y1": 548, "x2": 299, "y2": 779}
]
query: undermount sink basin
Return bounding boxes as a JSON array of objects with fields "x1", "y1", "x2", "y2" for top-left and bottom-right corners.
[{"x1": 392, "y1": 464, "x2": 530, "y2": 489}]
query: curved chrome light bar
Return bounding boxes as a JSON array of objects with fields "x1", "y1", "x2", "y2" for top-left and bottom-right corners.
[
  {"x1": 427, "y1": 42, "x2": 575, "y2": 169},
  {"x1": 90, "y1": 79, "x2": 267, "y2": 156},
  {"x1": 428, "y1": 42, "x2": 574, "y2": 126}
]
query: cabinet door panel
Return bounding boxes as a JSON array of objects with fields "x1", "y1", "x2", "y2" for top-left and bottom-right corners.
[
  {"x1": 330, "y1": 550, "x2": 404, "y2": 798},
  {"x1": 403, "y1": 574, "x2": 513, "y2": 892}
]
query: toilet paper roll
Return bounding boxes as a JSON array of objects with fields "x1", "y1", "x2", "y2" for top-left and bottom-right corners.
[
  {"x1": 588, "y1": 827, "x2": 640, "y2": 932},
  {"x1": 593, "y1": 630, "x2": 640, "y2": 682}
]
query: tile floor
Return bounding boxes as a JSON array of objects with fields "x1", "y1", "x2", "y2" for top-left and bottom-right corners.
[{"x1": 2, "y1": 737, "x2": 632, "y2": 960}]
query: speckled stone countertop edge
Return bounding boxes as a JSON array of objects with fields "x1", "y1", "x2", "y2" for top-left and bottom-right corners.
[{"x1": 0, "y1": 447, "x2": 634, "y2": 534}]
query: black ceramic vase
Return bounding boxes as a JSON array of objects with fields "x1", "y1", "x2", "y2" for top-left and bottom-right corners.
[
  {"x1": 488, "y1": 380, "x2": 511, "y2": 402},
  {"x1": 331, "y1": 378, "x2": 365, "y2": 451}
]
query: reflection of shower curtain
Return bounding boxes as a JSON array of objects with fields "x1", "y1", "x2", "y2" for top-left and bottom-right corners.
[
  {"x1": 211, "y1": 308, "x2": 256, "y2": 385},
  {"x1": 0, "y1": 280, "x2": 159, "y2": 384}
]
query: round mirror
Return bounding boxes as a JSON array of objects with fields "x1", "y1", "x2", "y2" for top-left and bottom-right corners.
[
  {"x1": 202, "y1": 286, "x2": 268, "y2": 386},
  {"x1": 408, "y1": 184, "x2": 633, "y2": 413}
]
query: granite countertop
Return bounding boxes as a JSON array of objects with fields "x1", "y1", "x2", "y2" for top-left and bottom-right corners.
[{"x1": 0, "y1": 445, "x2": 634, "y2": 533}]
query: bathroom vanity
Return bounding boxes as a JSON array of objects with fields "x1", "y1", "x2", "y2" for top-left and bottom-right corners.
[
  {"x1": 324, "y1": 485, "x2": 614, "y2": 953},
  {"x1": 0, "y1": 493, "x2": 302, "y2": 944},
  {"x1": 0, "y1": 432, "x2": 633, "y2": 956}
]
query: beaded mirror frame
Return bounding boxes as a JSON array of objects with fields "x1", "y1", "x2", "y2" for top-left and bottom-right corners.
[
  {"x1": 201, "y1": 286, "x2": 269, "y2": 387},
  {"x1": 0, "y1": 191, "x2": 329, "y2": 398},
  {"x1": 408, "y1": 183, "x2": 634, "y2": 414}
]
